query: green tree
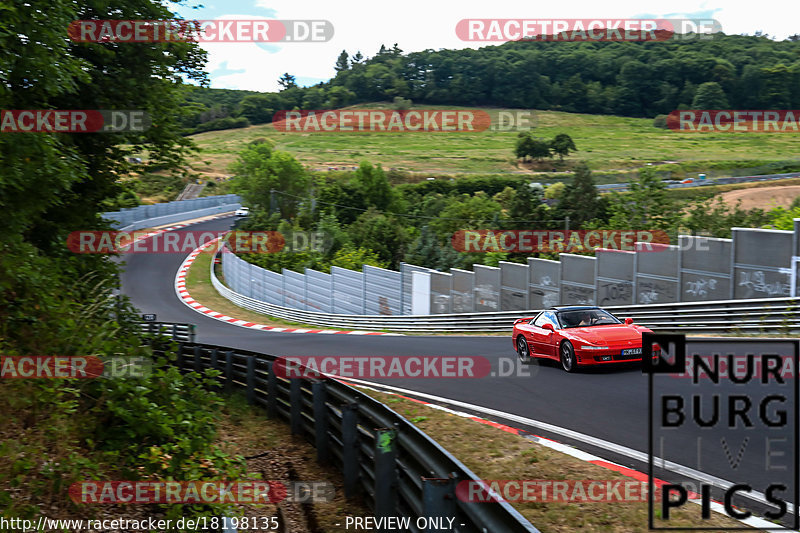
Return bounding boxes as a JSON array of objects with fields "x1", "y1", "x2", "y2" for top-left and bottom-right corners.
[
  {"x1": 327, "y1": 86, "x2": 356, "y2": 108},
  {"x1": 545, "y1": 182, "x2": 566, "y2": 200},
  {"x1": 691, "y1": 82, "x2": 729, "y2": 109},
  {"x1": 550, "y1": 133, "x2": 577, "y2": 161},
  {"x1": 301, "y1": 87, "x2": 326, "y2": 109},
  {"x1": 335, "y1": 50, "x2": 350, "y2": 72},
  {"x1": 607, "y1": 167, "x2": 678, "y2": 230},
  {"x1": 555, "y1": 163, "x2": 604, "y2": 227},
  {"x1": 353, "y1": 161, "x2": 395, "y2": 211},
  {"x1": 238, "y1": 94, "x2": 276, "y2": 124},
  {"x1": 278, "y1": 72, "x2": 297, "y2": 89},
  {"x1": 230, "y1": 142, "x2": 309, "y2": 219},
  {"x1": 429, "y1": 192, "x2": 502, "y2": 239},
  {"x1": 514, "y1": 132, "x2": 551, "y2": 161},
  {"x1": 320, "y1": 244, "x2": 388, "y2": 271},
  {"x1": 403, "y1": 226, "x2": 462, "y2": 271},
  {"x1": 349, "y1": 208, "x2": 409, "y2": 267}
]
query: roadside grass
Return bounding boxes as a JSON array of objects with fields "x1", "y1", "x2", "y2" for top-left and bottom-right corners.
[
  {"x1": 188, "y1": 104, "x2": 800, "y2": 179},
  {"x1": 183, "y1": 250, "x2": 322, "y2": 330},
  {"x1": 215, "y1": 392, "x2": 369, "y2": 531},
  {"x1": 357, "y1": 388, "x2": 752, "y2": 532}
]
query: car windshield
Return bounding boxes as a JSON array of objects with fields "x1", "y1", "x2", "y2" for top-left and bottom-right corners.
[{"x1": 558, "y1": 309, "x2": 621, "y2": 328}]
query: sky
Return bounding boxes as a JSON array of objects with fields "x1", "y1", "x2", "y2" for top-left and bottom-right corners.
[{"x1": 169, "y1": 0, "x2": 797, "y2": 93}]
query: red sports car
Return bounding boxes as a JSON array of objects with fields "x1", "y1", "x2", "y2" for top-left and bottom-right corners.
[{"x1": 512, "y1": 306, "x2": 657, "y2": 372}]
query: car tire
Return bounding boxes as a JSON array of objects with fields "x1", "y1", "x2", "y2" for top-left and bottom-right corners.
[
  {"x1": 517, "y1": 336, "x2": 531, "y2": 364},
  {"x1": 560, "y1": 341, "x2": 577, "y2": 373}
]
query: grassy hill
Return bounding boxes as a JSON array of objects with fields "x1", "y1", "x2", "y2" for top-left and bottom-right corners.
[{"x1": 185, "y1": 104, "x2": 800, "y2": 183}]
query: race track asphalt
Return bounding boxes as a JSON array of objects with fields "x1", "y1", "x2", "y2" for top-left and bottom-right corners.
[{"x1": 120, "y1": 216, "x2": 797, "y2": 523}]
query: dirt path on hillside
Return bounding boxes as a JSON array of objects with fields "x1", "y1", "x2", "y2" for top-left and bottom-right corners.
[{"x1": 718, "y1": 185, "x2": 800, "y2": 210}]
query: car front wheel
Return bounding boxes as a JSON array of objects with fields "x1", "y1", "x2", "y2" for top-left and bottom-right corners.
[{"x1": 560, "y1": 341, "x2": 577, "y2": 373}]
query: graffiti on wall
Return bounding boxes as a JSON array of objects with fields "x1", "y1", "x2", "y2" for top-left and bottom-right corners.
[{"x1": 738, "y1": 270, "x2": 790, "y2": 297}]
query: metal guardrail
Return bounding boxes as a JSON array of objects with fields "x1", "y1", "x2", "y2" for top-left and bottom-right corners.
[
  {"x1": 153, "y1": 341, "x2": 540, "y2": 533},
  {"x1": 139, "y1": 322, "x2": 196, "y2": 342},
  {"x1": 210, "y1": 254, "x2": 800, "y2": 333}
]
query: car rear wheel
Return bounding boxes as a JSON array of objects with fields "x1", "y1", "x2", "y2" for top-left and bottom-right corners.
[
  {"x1": 517, "y1": 336, "x2": 531, "y2": 363},
  {"x1": 560, "y1": 341, "x2": 577, "y2": 373}
]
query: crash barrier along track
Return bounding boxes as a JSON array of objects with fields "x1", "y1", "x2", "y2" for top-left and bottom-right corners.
[
  {"x1": 210, "y1": 251, "x2": 800, "y2": 333},
  {"x1": 140, "y1": 322, "x2": 196, "y2": 342},
  {"x1": 219, "y1": 222, "x2": 800, "y2": 314},
  {"x1": 156, "y1": 340, "x2": 540, "y2": 533},
  {"x1": 102, "y1": 193, "x2": 242, "y2": 231}
]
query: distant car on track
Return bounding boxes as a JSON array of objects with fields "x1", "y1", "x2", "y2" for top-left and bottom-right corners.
[
  {"x1": 512, "y1": 306, "x2": 657, "y2": 372},
  {"x1": 234, "y1": 206, "x2": 250, "y2": 217}
]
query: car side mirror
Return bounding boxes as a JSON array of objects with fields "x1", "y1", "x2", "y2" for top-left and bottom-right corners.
[
  {"x1": 542, "y1": 323, "x2": 554, "y2": 332},
  {"x1": 625, "y1": 317, "x2": 634, "y2": 325}
]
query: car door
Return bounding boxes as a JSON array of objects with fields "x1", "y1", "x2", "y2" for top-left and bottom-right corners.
[{"x1": 529, "y1": 311, "x2": 558, "y2": 358}]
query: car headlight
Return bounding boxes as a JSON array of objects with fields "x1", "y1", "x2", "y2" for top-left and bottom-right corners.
[{"x1": 580, "y1": 345, "x2": 610, "y2": 350}]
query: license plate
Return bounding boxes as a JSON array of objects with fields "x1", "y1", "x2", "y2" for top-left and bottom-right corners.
[{"x1": 622, "y1": 347, "x2": 643, "y2": 356}]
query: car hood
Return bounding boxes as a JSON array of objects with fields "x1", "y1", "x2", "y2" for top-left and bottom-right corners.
[{"x1": 564, "y1": 325, "x2": 648, "y2": 344}]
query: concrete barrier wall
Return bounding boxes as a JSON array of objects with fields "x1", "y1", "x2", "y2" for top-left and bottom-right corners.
[
  {"x1": 560, "y1": 254, "x2": 596, "y2": 305},
  {"x1": 500, "y1": 261, "x2": 528, "y2": 311},
  {"x1": 430, "y1": 271, "x2": 453, "y2": 314},
  {"x1": 305, "y1": 269, "x2": 332, "y2": 313},
  {"x1": 364, "y1": 265, "x2": 402, "y2": 315},
  {"x1": 331, "y1": 266, "x2": 364, "y2": 315},
  {"x1": 451, "y1": 269, "x2": 475, "y2": 313},
  {"x1": 220, "y1": 226, "x2": 800, "y2": 315},
  {"x1": 732, "y1": 228, "x2": 793, "y2": 299},
  {"x1": 474, "y1": 265, "x2": 501, "y2": 311},
  {"x1": 679, "y1": 236, "x2": 732, "y2": 302},
  {"x1": 401, "y1": 263, "x2": 432, "y2": 315},
  {"x1": 528, "y1": 258, "x2": 560, "y2": 309},
  {"x1": 595, "y1": 249, "x2": 635, "y2": 306},
  {"x1": 283, "y1": 269, "x2": 307, "y2": 311},
  {"x1": 635, "y1": 243, "x2": 679, "y2": 304}
]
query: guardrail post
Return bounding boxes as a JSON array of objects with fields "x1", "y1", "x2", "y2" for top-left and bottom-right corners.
[
  {"x1": 224, "y1": 350, "x2": 234, "y2": 392},
  {"x1": 246, "y1": 355, "x2": 256, "y2": 405},
  {"x1": 290, "y1": 378, "x2": 302, "y2": 435},
  {"x1": 193, "y1": 346, "x2": 202, "y2": 373},
  {"x1": 312, "y1": 381, "x2": 329, "y2": 464},
  {"x1": 267, "y1": 361, "x2": 277, "y2": 418},
  {"x1": 177, "y1": 343, "x2": 186, "y2": 372},
  {"x1": 172, "y1": 323, "x2": 177, "y2": 340},
  {"x1": 189, "y1": 324, "x2": 196, "y2": 342},
  {"x1": 209, "y1": 349, "x2": 220, "y2": 390},
  {"x1": 422, "y1": 477, "x2": 457, "y2": 532},
  {"x1": 374, "y1": 428, "x2": 398, "y2": 518},
  {"x1": 342, "y1": 403, "x2": 359, "y2": 498}
]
